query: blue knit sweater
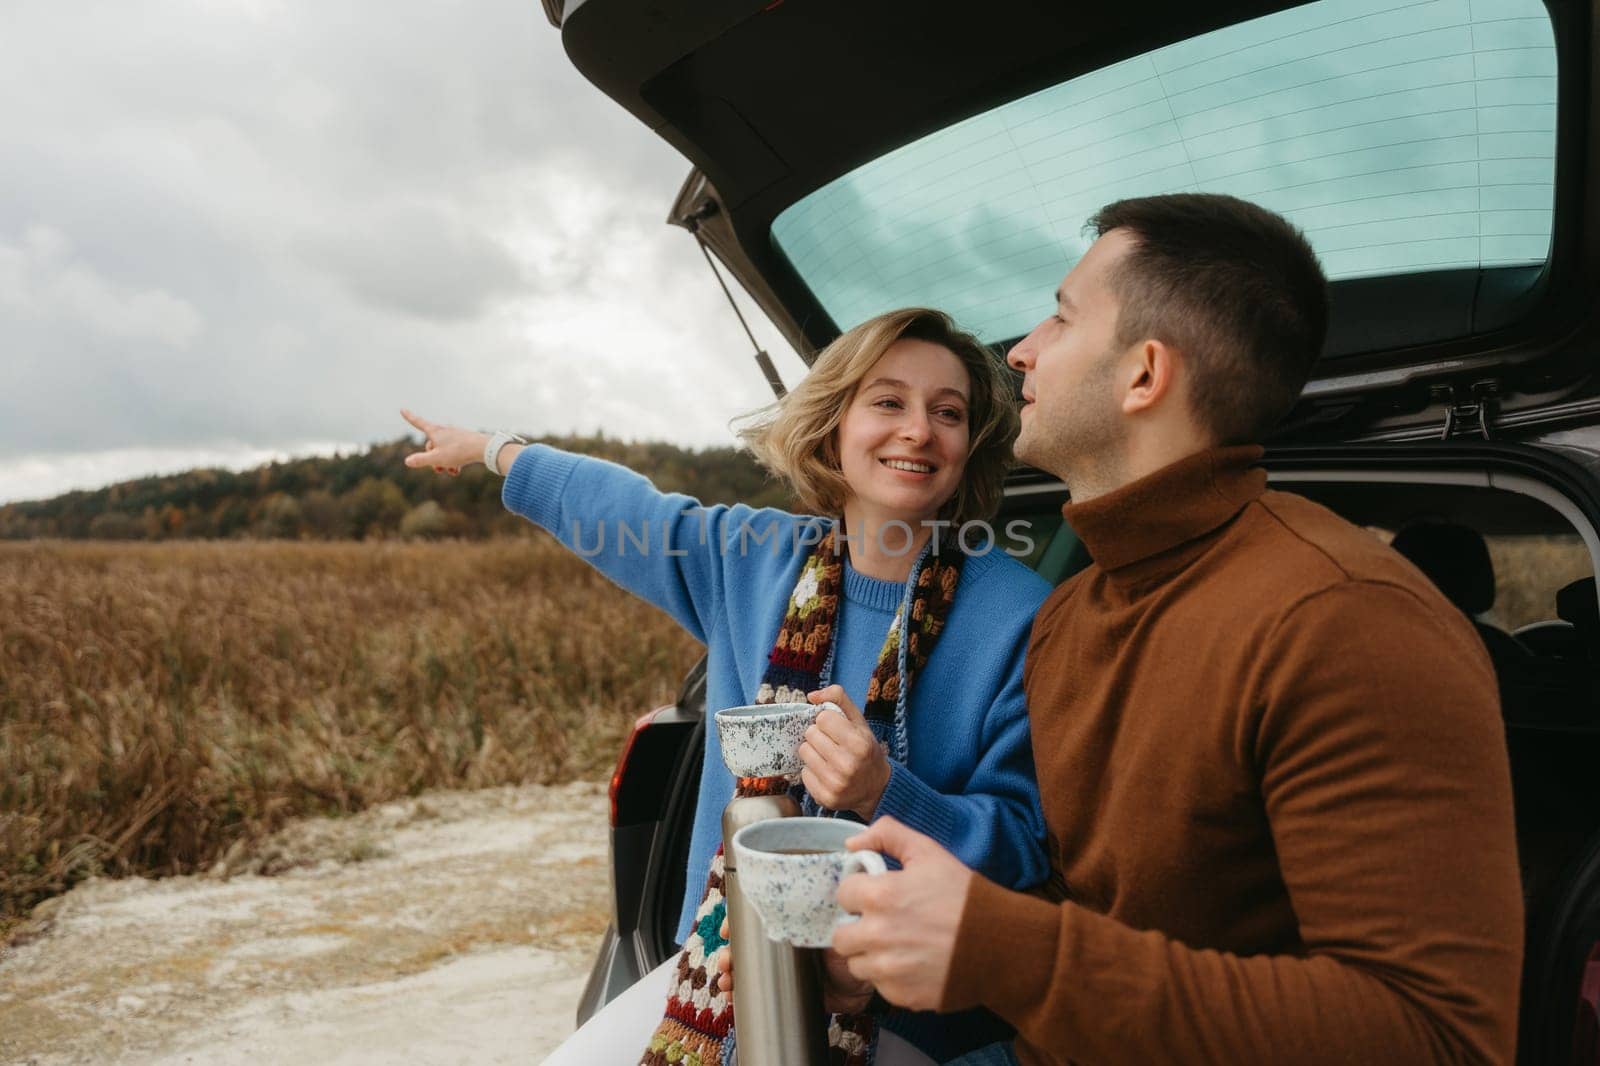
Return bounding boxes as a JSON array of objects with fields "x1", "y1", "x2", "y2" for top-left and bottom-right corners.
[{"x1": 502, "y1": 443, "x2": 1050, "y2": 939}]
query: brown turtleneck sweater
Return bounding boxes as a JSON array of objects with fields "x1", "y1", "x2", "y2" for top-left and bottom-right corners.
[{"x1": 942, "y1": 446, "x2": 1523, "y2": 1064}]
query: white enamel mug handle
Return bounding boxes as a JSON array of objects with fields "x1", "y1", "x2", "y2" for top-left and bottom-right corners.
[
  {"x1": 832, "y1": 849, "x2": 888, "y2": 934},
  {"x1": 815, "y1": 699, "x2": 847, "y2": 721}
]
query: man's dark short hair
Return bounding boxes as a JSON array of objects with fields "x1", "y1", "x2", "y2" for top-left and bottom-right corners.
[{"x1": 1088, "y1": 193, "x2": 1329, "y2": 445}]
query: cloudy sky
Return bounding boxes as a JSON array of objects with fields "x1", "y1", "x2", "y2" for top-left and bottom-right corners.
[{"x1": 0, "y1": 0, "x2": 806, "y2": 505}]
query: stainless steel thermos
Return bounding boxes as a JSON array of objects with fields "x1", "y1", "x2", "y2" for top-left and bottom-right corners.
[{"x1": 720, "y1": 791, "x2": 830, "y2": 1066}]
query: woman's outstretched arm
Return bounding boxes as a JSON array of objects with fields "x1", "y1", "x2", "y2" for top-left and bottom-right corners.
[{"x1": 399, "y1": 409, "x2": 800, "y2": 646}]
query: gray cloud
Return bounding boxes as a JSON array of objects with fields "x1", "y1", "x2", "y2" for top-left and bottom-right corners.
[
  {"x1": 0, "y1": 0, "x2": 805, "y2": 503},
  {"x1": 297, "y1": 202, "x2": 526, "y2": 321}
]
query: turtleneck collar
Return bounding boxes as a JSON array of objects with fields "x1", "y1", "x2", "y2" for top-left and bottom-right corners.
[{"x1": 1062, "y1": 445, "x2": 1268, "y2": 579}]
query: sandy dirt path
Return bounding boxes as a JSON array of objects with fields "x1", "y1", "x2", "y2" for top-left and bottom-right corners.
[{"x1": 0, "y1": 782, "x2": 611, "y2": 1065}]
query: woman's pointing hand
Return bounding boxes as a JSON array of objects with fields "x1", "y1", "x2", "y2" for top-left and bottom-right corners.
[{"x1": 400, "y1": 409, "x2": 487, "y2": 476}]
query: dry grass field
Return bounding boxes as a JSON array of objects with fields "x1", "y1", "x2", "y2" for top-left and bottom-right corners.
[
  {"x1": 2, "y1": 531, "x2": 1589, "y2": 946},
  {"x1": 0, "y1": 539, "x2": 703, "y2": 940}
]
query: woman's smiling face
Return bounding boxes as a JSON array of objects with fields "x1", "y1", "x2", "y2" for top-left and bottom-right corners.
[{"x1": 835, "y1": 338, "x2": 972, "y2": 528}]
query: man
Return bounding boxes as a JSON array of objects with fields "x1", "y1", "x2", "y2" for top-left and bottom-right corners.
[{"x1": 832, "y1": 193, "x2": 1525, "y2": 1064}]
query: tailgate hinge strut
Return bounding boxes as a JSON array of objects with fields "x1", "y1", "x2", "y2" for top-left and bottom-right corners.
[{"x1": 685, "y1": 201, "x2": 787, "y2": 400}]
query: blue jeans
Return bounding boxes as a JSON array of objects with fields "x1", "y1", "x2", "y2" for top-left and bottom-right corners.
[{"x1": 944, "y1": 1043, "x2": 1021, "y2": 1066}]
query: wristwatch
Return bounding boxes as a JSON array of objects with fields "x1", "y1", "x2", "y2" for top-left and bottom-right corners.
[{"x1": 483, "y1": 431, "x2": 531, "y2": 476}]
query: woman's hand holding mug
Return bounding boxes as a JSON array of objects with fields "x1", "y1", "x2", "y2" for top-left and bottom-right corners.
[{"x1": 800, "y1": 685, "x2": 892, "y2": 820}]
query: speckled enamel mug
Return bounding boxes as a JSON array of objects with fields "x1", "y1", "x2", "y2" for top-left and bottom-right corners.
[
  {"x1": 714, "y1": 701, "x2": 842, "y2": 778},
  {"x1": 732, "y1": 816, "x2": 889, "y2": 948}
]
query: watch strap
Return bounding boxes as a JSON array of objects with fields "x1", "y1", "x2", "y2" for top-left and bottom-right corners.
[{"x1": 483, "y1": 431, "x2": 530, "y2": 475}]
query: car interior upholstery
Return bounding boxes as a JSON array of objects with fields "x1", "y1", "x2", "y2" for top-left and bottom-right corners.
[{"x1": 1393, "y1": 520, "x2": 1537, "y2": 677}]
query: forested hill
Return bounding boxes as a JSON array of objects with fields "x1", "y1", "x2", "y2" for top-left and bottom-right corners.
[{"x1": 0, "y1": 435, "x2": 794, "y2": 541}]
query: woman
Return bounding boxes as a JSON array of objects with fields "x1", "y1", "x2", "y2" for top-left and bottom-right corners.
[{"x1": 402, "y1": 307, "x2": 1049, "y2": 1064}]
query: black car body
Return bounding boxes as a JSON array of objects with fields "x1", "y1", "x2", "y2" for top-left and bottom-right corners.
[{"x1": 543, "y1": 1, "x2": 1600, "y2": 1060}]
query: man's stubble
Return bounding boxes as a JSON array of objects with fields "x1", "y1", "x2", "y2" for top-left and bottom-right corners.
[{"x1": 1015, "y1": 347, "x2": 1127, "y2": 503}]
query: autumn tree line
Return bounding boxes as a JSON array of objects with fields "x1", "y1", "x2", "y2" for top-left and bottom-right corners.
[{"x1": 0, "y1": 435, "x2": 794, "y2": 541}]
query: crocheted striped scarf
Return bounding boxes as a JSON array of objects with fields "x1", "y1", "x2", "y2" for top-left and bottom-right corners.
[{"x1": 642, "y1": 524, "x2": 963, "y2": 1066}]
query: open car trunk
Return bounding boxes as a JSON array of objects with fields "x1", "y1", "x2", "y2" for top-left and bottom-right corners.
[
  {"x1": 556, "y1": 0, "x2": 1598, "y2": 446},
  {"x1": 549, "y1": 1, "x2": 1600, "y2": 1057}
]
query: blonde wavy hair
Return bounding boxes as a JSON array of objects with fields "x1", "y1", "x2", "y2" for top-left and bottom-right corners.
[{"x1": 737, "y1": 308, "x2": 1019, "y2": 527}]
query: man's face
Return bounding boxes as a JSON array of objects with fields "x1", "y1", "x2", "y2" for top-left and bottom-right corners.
[{"x1": 1006, "y1": 229, "x2": 1135, "y2": 480}]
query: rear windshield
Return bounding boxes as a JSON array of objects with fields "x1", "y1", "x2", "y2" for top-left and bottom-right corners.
[{"x1": 771, "y1": 0, "x2": 1557, "y2": 343}]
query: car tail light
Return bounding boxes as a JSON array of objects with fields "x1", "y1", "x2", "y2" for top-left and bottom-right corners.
[
  {"x1": 610, "y1": 705, "x2": 669, "y2": 827},
  {"x1": 1575, "y1": 941, "x2": 1600, "y2": 1065}
]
